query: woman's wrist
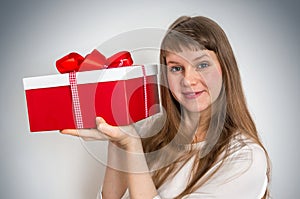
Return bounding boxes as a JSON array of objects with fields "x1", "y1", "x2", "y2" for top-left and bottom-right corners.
[{"x1": 125, "y1": 137, "x2": 143, "y2": 153}]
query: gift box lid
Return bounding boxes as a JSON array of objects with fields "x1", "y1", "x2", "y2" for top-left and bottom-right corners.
[{"x1": 23, "y1": 64, "x2": 158, "y2": 90}]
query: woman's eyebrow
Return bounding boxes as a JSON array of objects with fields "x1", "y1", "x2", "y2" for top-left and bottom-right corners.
[
  {"x1": 193, "y1": 54, "x2": 210, "y2": 62},
  {"x1": 166, "y1": 60, "x2": 181, "y2": 65},
  {"x1": 166, "y1": 54, "x2": 210, "y2": 65}
]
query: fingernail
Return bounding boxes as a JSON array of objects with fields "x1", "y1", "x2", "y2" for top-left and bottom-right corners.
[{"x1": 96, "y1": 117, "x2": 101, "y2": 123}]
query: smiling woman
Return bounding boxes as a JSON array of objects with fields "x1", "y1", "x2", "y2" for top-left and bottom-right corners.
[
  {"x1": 62, "y1": 15, "x2": 271, "y2": 199},
  {"x1": 166, "y1": 49, "x2": 223, "y2": 113}
]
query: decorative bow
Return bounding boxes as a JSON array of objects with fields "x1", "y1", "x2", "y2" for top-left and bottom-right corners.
[{"x1": 56, "y1": 50, "x2": 133, "y2": 73}]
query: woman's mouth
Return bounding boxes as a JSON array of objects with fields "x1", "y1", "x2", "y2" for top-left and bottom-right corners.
[{"x1": 182, "y1": 91, "x2": 204, "y2": 99}]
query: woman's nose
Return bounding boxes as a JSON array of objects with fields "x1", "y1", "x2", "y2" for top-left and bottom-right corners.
[{"x1": 182, "y1": 67, "x2": 199, "y2": 86}]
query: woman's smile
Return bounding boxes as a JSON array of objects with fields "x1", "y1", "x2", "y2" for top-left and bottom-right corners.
[{"x1": 182, "y1": 90, "x2": 205, "y2": 99}]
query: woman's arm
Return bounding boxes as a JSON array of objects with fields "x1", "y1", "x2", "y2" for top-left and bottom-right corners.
[
  {"x1": 102, "y1": 142, "x2": 128, "y2": 199},
  {"x1": 125, "y1": 139, "x2": 158, "y2": 199},
  {"x1": 102, "y1": 166, "x2": 127, "y2": 199},
  {"x1": 61, "y1": 117, "x2": 160, "y2": 199},
  {"x1": 100, "y1": 123, "x2": 158, "y2": 199}
]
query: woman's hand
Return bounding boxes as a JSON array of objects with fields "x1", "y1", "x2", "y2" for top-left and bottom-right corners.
[
  {"x1": 60, "y1": 117, "x2": 142, "y2": 152},
  {"x1": 61, "y1": 113, "x2": 165, "y2": 151},
  {"x1": 61, "y1": 115, "x2": 163, "y2": 198}
]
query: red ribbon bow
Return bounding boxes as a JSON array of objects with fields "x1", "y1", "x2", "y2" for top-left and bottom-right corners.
[{"x1": 56, "y1": 50, "x2": 133, "y2": 73}]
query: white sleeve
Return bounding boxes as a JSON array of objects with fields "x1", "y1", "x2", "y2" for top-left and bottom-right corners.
[{"x1": 183, "y1": 144, "x2": 268, "y2": 199}]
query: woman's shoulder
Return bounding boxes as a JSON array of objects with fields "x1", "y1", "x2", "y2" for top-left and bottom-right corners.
[
  {"x1": 229, "y1": 134, "x2": 265, "y2": 152},
  {"x1": 190, "y1": 134, "x2": 268, "y2": 199},
  {"x1": 192, "y1": 134, "x2": 268, "y2": 197},
  {"x1": 223, "y1": 134, "x2": 268, "y2": 169}
]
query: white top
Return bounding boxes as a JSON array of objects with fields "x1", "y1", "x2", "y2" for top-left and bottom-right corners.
[{"x1": 98, "y1": 135, "x2": 268, "y2": 199}]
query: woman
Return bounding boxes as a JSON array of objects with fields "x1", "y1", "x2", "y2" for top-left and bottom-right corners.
[{"x1": 62, "y1": 16, "x2": 271, "y2": 199}]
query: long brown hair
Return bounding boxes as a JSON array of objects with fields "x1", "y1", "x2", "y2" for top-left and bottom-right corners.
[{"x1": 142, "y1": 16, "x2": 271, "y2": 199}]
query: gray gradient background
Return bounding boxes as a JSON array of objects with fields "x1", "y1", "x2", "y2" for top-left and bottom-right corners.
[{"x1": 0, "y1": 0, "x2": 299, "y2": 198}]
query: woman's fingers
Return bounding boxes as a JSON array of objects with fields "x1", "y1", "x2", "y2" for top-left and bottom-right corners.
[
  {"x1": 60, "y1": 129, "x2": 78, "y2": 136},
  {"x1": 96, "y1": 117, "x2": 117, "y2": 137},
  {"x1": 96, "y1": 117, "x2": 136, "y2": 139},
  {"x1": 60, "y1": 117, "x2": 140, "y2": 144},
  {"x1": 60, "y1": 117, "x2": 142, "y2": 152},
  {"x1": 60, "y1": 128, "x2": 109, "y2": 140}
]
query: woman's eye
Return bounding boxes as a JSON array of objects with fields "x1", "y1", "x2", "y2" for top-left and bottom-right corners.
[
  {"x1": 169, "y1": 66, "x2": 183, "y2": 72},
  {"x1": 196, "y1": 62, "x2": 209, "y2": 70}
]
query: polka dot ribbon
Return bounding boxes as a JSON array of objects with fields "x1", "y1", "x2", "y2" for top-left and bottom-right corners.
[
  {"x1": 141, "y1": 65, "x2": 149, "y2": 118},
  {"x1": 69, "y1": 72, "x2": 84, "y2": 129}
]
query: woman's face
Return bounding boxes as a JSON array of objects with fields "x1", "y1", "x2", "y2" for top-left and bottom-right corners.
[{"x1": 166, "y1": 49, "x2": 222, "y2": 113}]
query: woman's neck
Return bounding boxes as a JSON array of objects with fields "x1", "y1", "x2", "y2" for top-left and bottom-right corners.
[{"x1": 181, "y1": 110, "x2": 207, "y2": 143}]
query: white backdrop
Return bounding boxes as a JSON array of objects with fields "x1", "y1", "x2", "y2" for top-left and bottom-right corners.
[{"x1": 0, "y1": 0, "x2": 299, "y2": 198}]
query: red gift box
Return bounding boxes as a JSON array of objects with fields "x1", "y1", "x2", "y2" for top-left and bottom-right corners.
[{"x1": 23, "y1": 65, "x2": 160, "y2": 132}]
